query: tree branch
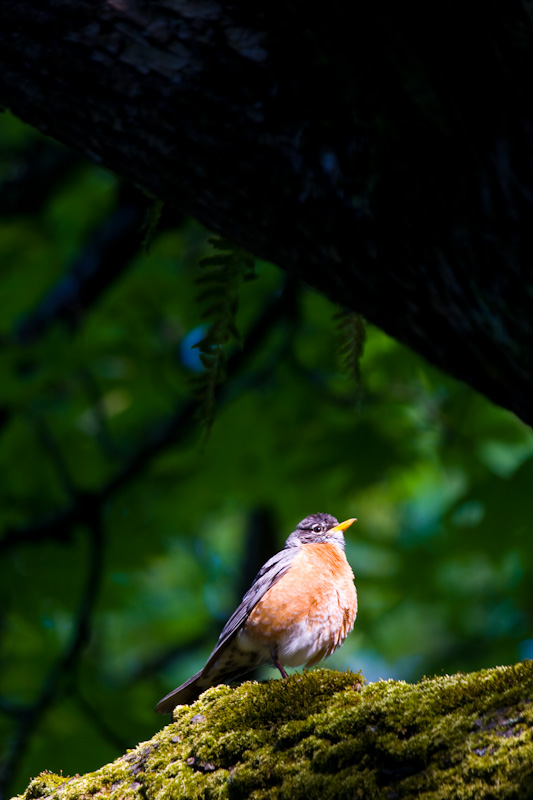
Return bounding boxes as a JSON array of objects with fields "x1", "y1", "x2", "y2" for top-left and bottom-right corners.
[
  {"x1": 0, "y1": 3, "x2": 532, "y2": 423},
  {"x1": 13, "y1": 186, "x2": 147, "y2": 343},
  {"x1": 0, "y1": 280, "x2": 297, "y2": 555}
]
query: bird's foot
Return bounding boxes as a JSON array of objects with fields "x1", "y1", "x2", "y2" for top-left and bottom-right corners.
[{"x1": 271, "y1": 653, "x2": 289, "y2": 680}]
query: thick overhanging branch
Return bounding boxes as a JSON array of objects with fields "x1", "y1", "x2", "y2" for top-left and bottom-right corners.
[{"x1": 1, "y1": 2, "x2": 532, "y2": 424}]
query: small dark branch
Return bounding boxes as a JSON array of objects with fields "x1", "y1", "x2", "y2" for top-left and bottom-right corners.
[
  {"x1": 0, "y1": 503, "x2": 80, "y2": 554},
  {"x1": 0, "y1": 511, "x2": 104, "y2": 798},
  {"x1": 0, "y1": 279, "x2": 299, "y2": 555},
  {"x1": 14, "y1": 185, "x2": 147, "y2": 344},
  {"x1": 0, "y1": 404, "x2": 11, "y2": 442},
  {"x1": 239, "y1": 507, "x2": 279, "y2": 601}
]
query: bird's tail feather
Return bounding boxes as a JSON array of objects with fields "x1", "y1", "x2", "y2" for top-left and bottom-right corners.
[
  {"x1": 155, "y1": 661, "x2": 265, "y2": 713},
  {"x1": 155, "y1": 670, "x2": 206, "y2": 713}
]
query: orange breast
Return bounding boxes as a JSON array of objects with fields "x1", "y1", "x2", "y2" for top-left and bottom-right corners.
[{"x1": 244, "y1": 542, "x2": 357, "y2": 665}]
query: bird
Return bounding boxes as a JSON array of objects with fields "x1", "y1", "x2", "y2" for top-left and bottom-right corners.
[{"x1": 155, "y1": 512, "x2": 357, "y2": 713}]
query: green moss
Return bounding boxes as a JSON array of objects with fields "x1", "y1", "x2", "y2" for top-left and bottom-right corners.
[
  {"x1": 23, "y1": 773, "x2": 67, "y2": 799},
  {"x1": 14, "y1": 662, "x2": 533, "y2": 799}
]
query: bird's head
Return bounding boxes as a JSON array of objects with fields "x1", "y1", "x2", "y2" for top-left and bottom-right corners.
[{"x1": 285, "y1": 512, "x2": 356, "y2": 549}]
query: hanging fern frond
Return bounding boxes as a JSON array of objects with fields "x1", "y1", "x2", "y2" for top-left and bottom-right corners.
[
  {"x1": 140, "y1": 197, "x2": 164, "y2": 251},
  {"x1": 190, "y1": 237, "x2": 256, "y2": 438},
  {"x1": 335, "y1": 307, "x2": 366, "y2": 401}
]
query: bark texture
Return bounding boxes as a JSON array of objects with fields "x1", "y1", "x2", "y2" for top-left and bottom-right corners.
[
  {"x1": 1, "y1": 2, "x2": 533, "y2": 423},
  {"x1": 14, "y1": 664, "x2": 533, "y2": 800}
]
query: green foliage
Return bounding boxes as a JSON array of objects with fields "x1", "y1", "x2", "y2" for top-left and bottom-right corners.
[
  {"x1": 190, "y1": 237, "x2": 256, "y2": 437},
  {"x1": 141, "y1": 197, "x2": 165, "y2": 252},
  {"x1": 0, "y1": 113, "x2": 532, "y2": 798},
  {"x1": 335, "y1": 308, "x2": 366, "y2": 399}
]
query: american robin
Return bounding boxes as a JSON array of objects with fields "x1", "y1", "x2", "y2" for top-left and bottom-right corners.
[{"x1": 156, "y1": 512, "x2": 357, "y2": 713}]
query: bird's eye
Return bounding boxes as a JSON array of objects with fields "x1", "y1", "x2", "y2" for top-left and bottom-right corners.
[{"x1": 313, "y1": 524, "x2": 322, "y2": 533}]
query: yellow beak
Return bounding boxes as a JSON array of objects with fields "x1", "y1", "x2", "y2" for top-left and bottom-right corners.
[{"x1": 329, "y1": 518, "x2": 356, "y2": 533}]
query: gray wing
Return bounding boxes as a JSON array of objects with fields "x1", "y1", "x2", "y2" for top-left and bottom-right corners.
[
  {"x1": 202, "y1": 546, "x2": 297, "y2": 673},
  {"x1": 155, "y1": 546, "x2": 298, "y2": 712}
]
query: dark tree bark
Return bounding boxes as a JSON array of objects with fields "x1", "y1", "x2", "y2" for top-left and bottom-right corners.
[{"x1": 1, "y1": 2, "x2": 532, "y2": 424}]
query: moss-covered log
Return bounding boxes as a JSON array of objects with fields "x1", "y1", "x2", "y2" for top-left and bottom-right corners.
[{"x1": 15, "y1": 662, "x2": 533, "y2": 799}]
